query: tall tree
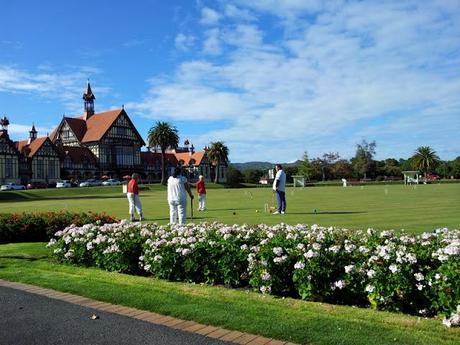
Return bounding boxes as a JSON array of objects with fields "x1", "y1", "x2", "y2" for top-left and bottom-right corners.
[
  {"x1": 147, "y1": 121, "x2": 179, "y2": 185},
  {"x1": 352, "y1": 140, "x2": 376, "y2": 179},
  {"x1": 298, "y1": 151, "x2": 313, "y2": 180},
  {"x1": 207, "y1": 141, "x2": 229, "y2": 183},
  {"x1": 315, "y1": 152, "x2": 340, "y2": 181},
  {"x1": 411, "y1": 146, "x2": 440, "y2": 177}
]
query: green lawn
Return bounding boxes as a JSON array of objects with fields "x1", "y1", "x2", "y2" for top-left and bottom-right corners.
[
  {"x1": 1, "y1": 242, "x2": 459, "y2": 345},
  {"x1": 1, "y1": 183, "x2": 459, "y2": 233}
]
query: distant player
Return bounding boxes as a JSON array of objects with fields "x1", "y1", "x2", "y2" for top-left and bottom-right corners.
[
  {"x1": 272, "y1": 164, "x2": 286, "y2": 214},
  {"x1": 196, "y1": 175, "x2": 207, "y2": 211},
  {"x1": 127, "y1": 173, "x2": 143, "y2": 221}
]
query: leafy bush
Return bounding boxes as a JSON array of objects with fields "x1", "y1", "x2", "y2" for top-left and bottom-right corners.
[
  {"x1": 0, "y1": 211, "x2": 117, "y2": 244},
  {"x1": 48, "y1": 221, "x2": 460, "y2": 325}
]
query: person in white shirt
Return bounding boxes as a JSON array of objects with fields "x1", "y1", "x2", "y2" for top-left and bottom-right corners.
[
  {"x1": 167, "y1": 167, "x2": 194, "y2": 224},
  {"x1": 272, "y1": 164, "x2": 287, "y2": 214}
]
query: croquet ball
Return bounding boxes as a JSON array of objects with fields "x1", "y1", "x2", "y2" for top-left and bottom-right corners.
[
  {"x1": 233, "y1": 212, "x2": 236, "y2": 215},
  {"x1": 255, "y1": 210, "x2": 259, "y2": 213},
  {"x1": 313, "y1": 209, "x2": 317, "y2": 213}
]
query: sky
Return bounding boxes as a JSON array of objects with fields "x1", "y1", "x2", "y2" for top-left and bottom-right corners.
[{"x1": 0, "y1": 0, "x2": 459, "y2": 163}]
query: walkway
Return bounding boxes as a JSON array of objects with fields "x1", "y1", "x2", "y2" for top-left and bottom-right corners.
[{"x1": 0, "y1": 279, "x2": 295, "y2": 345}]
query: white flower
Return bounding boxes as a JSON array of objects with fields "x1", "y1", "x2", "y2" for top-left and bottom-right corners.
[
  {"x1": 304, "y1": 250, "x2": 317, "y2": 259},
  {"x1": 273, "y1": 247, "x2": 283, "y2": 256},
  {"x1": 414, "y1": 272, "x2": 424, "y2": 281},
  {"x1": 153, "y1": 255, "x2": 163, "y2": 262},
  {"x1": 181, "y1": 248, "x2": 191, "y2": 256},
  {"x1": 261, "y1": 271, "x2": 271, "y2": 281},
  {"x1": 365, "y1": 285, "x2": 375, "y2": 293},
  {"x1": 47, "y1": 239, "x2": 56, "y2": 247},
  {"x1": 144, "y1": 264, "x2": 151, "y2": 272},
  {"x1": 312, "y1": 243, "x2": 321, "y2": 251},
  {"x1": 344, "y1": 265, "x2": 354, "y2": 273},
  {"x1": 260, "y1": 285, "x2": 271, "y2": 294},
  {"x1": 389, "y1": 265, "x2": 398, "y2": 274},
  {"x1": 367, "y1": 269, "x2": 376, "y2": 278},
  {"x1": 416, "y1": 284, "x2": 424, "y2": 291},
  {"x1": 86, "y1": 242, "x2": 93, "y2": 250},
  {"x1": 294, "y1": 261, "x2": 305, "y2": 270},
  {"x1": 334, "y1": 280, "x2": 346, "y2": 290}
]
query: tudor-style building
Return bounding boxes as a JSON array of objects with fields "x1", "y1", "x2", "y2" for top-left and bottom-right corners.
[
  {"x1": 0, "y1": 116, "x2": 20, "y2": 184},
  {"x1": 15, "y1": 126, "x2": 61, "y2": 185},
  {"x1": 1, "y1": 83, "x2": 228, "y2": 184},
  {"x1": 50, "y1": 82, "x2": 145, "y2": 177}
]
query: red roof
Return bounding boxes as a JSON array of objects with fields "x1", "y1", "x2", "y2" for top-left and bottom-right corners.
[
  {"x1": 141, "y1": 151, "x2": 178, "y2": 166},
  {"x1": 50, "y1": 109, "x2": 145, "y2": 145},
  {"x1": 16, "y1": 137, "x2": 50, "y2": 158},
  {"x1": 174, "y1": 152, "x2": 206, "y2": 166}
]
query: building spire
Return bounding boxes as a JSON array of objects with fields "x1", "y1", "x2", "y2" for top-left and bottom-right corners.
[
  {"x1": 28, "y1": 123, "x2": 37, "y2": 144},
  {"x1": 83, "y1": 80, "x2": 96, "y2": 120},
  {"x1": 0, "y1": 116, "x2": 9, "y2": 136}
]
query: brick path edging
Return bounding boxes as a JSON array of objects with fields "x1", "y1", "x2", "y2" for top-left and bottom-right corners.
[{"x1": 0, "y1": 279, "x2": 298, "y2": 345}]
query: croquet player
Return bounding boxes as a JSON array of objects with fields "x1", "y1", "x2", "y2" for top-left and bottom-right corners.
[
  {"x1": 167, "y1": 167, "x2": 194, "y2": 224},
  {"x1": 272, "y1": 164, "x2": 286, "y2": 214},
  {"x1": 127, "y1": 173, "x2": 144, "y2": 221},
  {"x1": 196, "y1": 175, "x2": 207, "y2": 211}
]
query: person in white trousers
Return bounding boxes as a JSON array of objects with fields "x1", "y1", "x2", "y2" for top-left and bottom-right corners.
[
  {"x1": 196, "y1": 175, "x2": 207, "y2": 211},
  {"x1": 127, "y1": 173, "x2": 143, "y2": 221},
  {"x1": 167, "y1": 167, "x2": 194, "y2": 224}
]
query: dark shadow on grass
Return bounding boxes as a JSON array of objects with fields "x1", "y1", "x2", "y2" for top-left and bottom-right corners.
[
  {"x1": 0, "y1": 195, "x2": 126, "y2": 203},
  {"x1": 287, "y1": 211, "x2": 367, "y2": 215},
  {"x1": 206, "y1": 207, "x2": 254, "y2": 212},
  {"x1": 0, "y1": 255, "x2": 48, "y2": 261}
]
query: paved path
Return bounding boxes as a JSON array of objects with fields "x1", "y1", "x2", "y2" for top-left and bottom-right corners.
[{"x1": 0, "y1": 280, "x2": 293, "y2": 345}]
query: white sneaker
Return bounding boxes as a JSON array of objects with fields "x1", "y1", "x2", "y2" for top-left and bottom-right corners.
[
  {"x1": 281, "y1": 211, "x2": 285, "y2": 214},
  {"x1": 272, "y1": 211, "x2": 280, "y2": 214}
]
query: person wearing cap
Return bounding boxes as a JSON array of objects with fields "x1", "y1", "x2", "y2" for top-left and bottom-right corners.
[
  {"x1": 127, "y1": 173, "x2": 144, "y2": 221},
  {"x1": 167, "y1": 167, "x2": 194, "y2": 224},
  {"x1": 196, "y1": 175, "x2": 207, "y2": 211}
]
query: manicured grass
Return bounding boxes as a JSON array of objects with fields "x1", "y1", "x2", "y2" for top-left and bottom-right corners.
[
  {"x1": 1, "y1": 183, "x2": 459, "y2": 233},
  {"x1": 1, "y1": 242, "x2": 459, "y2": 345}
]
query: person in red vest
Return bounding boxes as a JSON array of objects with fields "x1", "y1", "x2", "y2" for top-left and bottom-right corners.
[
  {"x1": 196, "y1": 175, "x2": 206, "y2": 211},
  {"x1": 127, "y1": 173, "x2": 143, "y2": 221}
]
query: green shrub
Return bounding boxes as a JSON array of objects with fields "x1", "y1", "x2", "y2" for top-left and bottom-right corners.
[{"x1": 0, "y1": 211, "x2": 117, "y2": 244}]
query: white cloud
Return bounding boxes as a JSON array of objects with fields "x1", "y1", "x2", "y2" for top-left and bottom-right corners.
[
  {"x1": 224, "y1": 4, "x2": 256, "y2": 21},
  {"x1": 0, "y1": 65, "x2": 110, "y2": 115},
  {"x1": 175, "y1": 33, "x2": 195, "y2": 51},
  {"x1": 131, "y1": 0, "x2": 460, "y2": 161},
  {"x1": 8, "y1": 123, "x2": 54, "y2": 138},
  {"x1": 203, "y1": 28, "x2": 222, "y2": 55},
  {"x1": 200, "y1": 7, "x2": 221, "y2": 25}
]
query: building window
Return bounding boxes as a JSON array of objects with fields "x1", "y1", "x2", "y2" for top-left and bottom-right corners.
[
  {"x1": 36, "y1": 160, "x2": 44, "y2": 178},
  {"x1": 5, "y1": 158, "x2": 14, "y2": 178},
  {"x1": 48, "y1": 160, "x2": 57, "y2": 178}
]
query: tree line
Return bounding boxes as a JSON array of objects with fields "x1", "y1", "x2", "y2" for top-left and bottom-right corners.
[{"x1": 228, "y1": 141, "x2": 460, "y2": 185}]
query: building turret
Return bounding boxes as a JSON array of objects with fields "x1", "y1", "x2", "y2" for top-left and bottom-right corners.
[
  {"x1": 83, "y1": 81, "x2": 96, "y2": 120},
  {"x1": 0, "y1": 116, "x2": 9, "y2": 136},
  {"x1": 28, "y1": 124, "x2": 37, "y2": 144}
]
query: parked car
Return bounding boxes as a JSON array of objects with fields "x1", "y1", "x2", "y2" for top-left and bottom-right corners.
[
  {"x1": 56, "y1": 180, "x2": 72, "y2": 188},
  {"x1": 26, "y1": 181, "x2": 48, "y2": 189},
  {"x1": 1, "y1": 183, "x2": 26, "y2": 191},
  {"x1": 79, "y1": 179, "x2": 102, "y2": 187},
  {"x1": 426, "y1": 174, "x2": 440, "y2": 181},
  {"x1": 102, "y1": 179, "x2": 121, "y2": 186}
]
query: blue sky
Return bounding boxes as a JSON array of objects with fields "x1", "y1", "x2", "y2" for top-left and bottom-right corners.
[{"x1": 1, "y1": 0, "x2": 459, "y2": 162}]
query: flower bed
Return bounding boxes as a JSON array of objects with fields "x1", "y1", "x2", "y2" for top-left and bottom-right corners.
[
  {"x1": 49, "y1": 221, "x2": 460, "y2": 326},
  {"x1": 0, "y1": 211, "x2": 117, "y2": 244}
]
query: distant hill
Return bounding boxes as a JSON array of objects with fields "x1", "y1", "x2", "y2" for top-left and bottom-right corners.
[{"x1": 231, "y1": 160, "x2": 301, "y2": 172}]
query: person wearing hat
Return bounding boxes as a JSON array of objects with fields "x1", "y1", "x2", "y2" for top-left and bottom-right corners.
[
  {"x1": 196, "y1": 175, "x2": 207, "y2": 211},
  {"x1": 127, "y1": 173, "x2": 144, "y2": 221}
]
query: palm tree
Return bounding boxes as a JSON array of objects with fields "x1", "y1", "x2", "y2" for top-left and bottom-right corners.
[
  {"x1": 412, "y1": 146, "x2": 440, "y2": 177},
  {"x1": 207, "y1": 141, "x2": 229, "y2": 183},
  {"x1": 147, "y1": 121, "x2": 179, "y2": 185}
]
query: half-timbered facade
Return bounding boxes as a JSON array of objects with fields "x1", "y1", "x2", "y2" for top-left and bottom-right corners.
[
  {"x1": 49, "y1": 82, "x2": 145, "y2": 177},
  {"x1": 15, "y1": 127, "x2": 61, "y2": 185},
  {"x1": 0, "y1": 117, "x2": 20, "y2": 184}
]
